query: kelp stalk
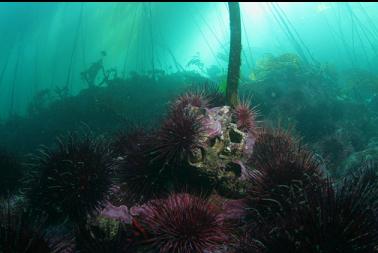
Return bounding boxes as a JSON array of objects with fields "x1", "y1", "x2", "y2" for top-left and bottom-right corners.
[{"x1": 226, "y1": 2, "x2": 242, "y2": 108}]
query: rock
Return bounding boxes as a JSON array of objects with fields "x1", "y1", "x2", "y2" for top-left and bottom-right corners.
[
  {"x1": 340, "y1": 138, "x2": 378, "y2": 177},
  {"x1": 187, "y1": 105, "x2": 256, "y2": 197}
]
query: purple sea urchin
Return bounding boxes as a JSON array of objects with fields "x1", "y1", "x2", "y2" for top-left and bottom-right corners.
[
  {"x1": 25, "y1": 133, "x2": 114, "y2": 224},
  {"x1": 135, "y1": 193, "x2": 229, "y2": 253}
]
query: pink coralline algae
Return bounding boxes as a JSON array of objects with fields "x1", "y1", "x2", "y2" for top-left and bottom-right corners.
[{"x1": 100, "y1": 202, "x2": 133, "y2": 224}]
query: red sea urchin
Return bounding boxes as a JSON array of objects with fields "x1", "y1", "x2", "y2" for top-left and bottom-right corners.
[
  {"x1": 186, "y1": 82, "x2": 226, "y2": 107},
  {"x1": 25, "y1": 133, "x2": 114, "y2": 225},
  {"x1": 243, "y1": 172, "x2": 378, "y2": 253},
  {"x1": 118, "y1": 109, "x2": 214, "y2": 203},
  {"x1": 247, "y1": 128, "x2": 323, "y2": 193},
  {"x1": 150, "y1": 107, "x2": 206, "y2": 167},
  {"x1": 242, "y1": 128, "x2": 325, "y2": 227},
  {"x1": 135, "y1": 193, "x2": 229, "y2": 253},
  {"x1": 237, "y1": 164, "x2": 378, "y2": 253},
  {"x1": 118, "y1": 138, "x2": 169, "y2": 203},
  {"x1": 233, "y1": 99, "x2": 258, "y2": 134},
  {"x1": 111, "y1": 128, "x2": 149, "y2": 157},
  {"x1": 170, "y1": 92, "x2": 209, "y2": 114}
]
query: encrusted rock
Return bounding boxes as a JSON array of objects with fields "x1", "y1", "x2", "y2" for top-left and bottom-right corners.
[{"x1": 186, "y1": 105, "x2": 257, "y2": 197}]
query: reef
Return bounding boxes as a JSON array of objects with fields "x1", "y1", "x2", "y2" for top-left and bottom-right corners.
[
  {"x1": 1, "y1": 52, "x2": 378, "y2": 252},
  {"x1": 240, "y1": 53, "x2": 378, "y2": 177},
  {"x1": 0, "y1": 70, "x2": 209, "y2": 155}
]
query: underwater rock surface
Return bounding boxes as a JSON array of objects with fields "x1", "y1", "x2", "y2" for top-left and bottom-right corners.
[
  {"x1": 189, "y1": 105, "x2": 256, "y2": 197},
  {"x1": 341, "y1": 137, "x2": 378, "y2": 177}
]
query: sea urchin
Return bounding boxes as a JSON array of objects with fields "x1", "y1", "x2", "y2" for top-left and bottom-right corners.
[
  {"x1": 25, "y1": 133, "x2": 114, "y2": 225},
  {"x1": 135, "y1": 193, "x2": 229, "y2": 253},
  {"x1": 247, "y1": 128, "x2": 323, "y2": 196},
  {"x1": 233, "y1": 100, "x2": 258, "y2": 134},
  {"x1": 150, "y1": 108, "x2": 206, "y2": 167},
  {"x1": 170, "y1": 92, "x2": 209, "y2": 114},
  {"x1": 247, "y1": 173, "x2": 378, "y2": 253}
]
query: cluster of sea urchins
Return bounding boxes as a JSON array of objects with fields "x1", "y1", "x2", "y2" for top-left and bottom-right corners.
[
  {"x1": 238, "y1": 165, "x2": 378, "y2": 253},
  {"x1": 118, "y1": 92, "x2": 213, "y2": 203},
  {"x1": 11, "y1": 90, "x2": 378, "y2": 253},
  {"x1": 234, "y1": 127, "x2": 378, "y2": 252},
  {"x1": 118, "y1": 92, "x2": 263, "y2": 204},
  {"x1": 24, "y1": 132, "x2": 114, "y2": 225}
]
